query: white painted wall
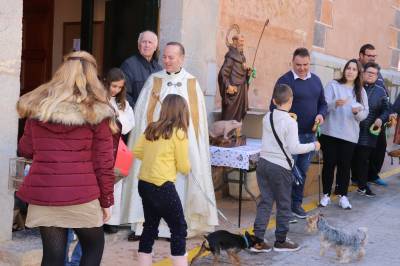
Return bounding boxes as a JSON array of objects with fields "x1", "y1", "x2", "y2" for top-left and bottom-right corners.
[
  {"x1": 159, "y1": 0, "x2": 220, "y2": 123},
  {"x1": 0, "y1": 0, "x2": 23, "y2": 241}
]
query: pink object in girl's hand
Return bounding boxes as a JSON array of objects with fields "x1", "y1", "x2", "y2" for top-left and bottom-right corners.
[{"x1": 114, "y1": 139, "x2": 134, "y2": 178}]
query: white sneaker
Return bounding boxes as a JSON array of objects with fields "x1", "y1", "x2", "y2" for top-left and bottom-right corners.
[
  {"x1": 338, "y1": 195, "x2": 352, "y2": 209},
  {"x1": 319, "y1": 194, "x2": 330, "y2": 207}
]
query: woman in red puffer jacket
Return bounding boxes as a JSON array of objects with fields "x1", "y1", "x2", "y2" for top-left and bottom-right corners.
[{"x1": 16, "y1": 51, "x2": 119, "y2": 266}]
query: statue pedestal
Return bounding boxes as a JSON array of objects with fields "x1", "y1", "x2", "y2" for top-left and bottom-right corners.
[{"x1": 209, "y1": 135, "x2": 246, "y2": 147}]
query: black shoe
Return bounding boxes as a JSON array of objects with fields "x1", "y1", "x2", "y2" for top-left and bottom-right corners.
[
  {"x1": 128, "y1": 231, "x2": 140, "y2": 241},
  {"x1": 288, "y1": 216, "x2": 298, "y2": 224},
  {"x1": 273, "y1": 239, "x2": 301, "y2": 252},
  {"x1": 357, "y1": 186, "x2": 376, "y2": 198},
  {"x1": 103, "y1": 224, "x2": 118, "y2": 234},
  {"x1": 292, "y1": 206, "x2": 307, "y2": 219}
]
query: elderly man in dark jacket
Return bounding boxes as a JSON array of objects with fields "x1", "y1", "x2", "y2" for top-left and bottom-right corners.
[
  {"x1": 121, "y1": 31, "x2": 162, "y2": 107},
  {"x1": 110, "y1": 31, "x2": 161, "y2": 237},
  {"x1": 352, "y1": 62, "x2": 390, "y2": 197}
]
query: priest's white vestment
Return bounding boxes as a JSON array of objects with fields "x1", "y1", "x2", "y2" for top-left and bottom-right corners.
[{"x1": 120, "y1": 68, "x2": 218, "y2": 237}]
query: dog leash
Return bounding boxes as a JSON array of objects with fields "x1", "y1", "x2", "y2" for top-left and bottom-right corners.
[
  {"x1": 314, "y1": 122, "x2": 322, "y2": 204},
  {"x1": 189, "y1": 171, "x2": 231, "y2": 225}
]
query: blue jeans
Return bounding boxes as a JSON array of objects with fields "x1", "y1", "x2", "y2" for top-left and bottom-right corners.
[
  {"x1": 65, "y1": 229, "x2": 82, "y2": 266},
  {"x1": 291, "y1": 133, "x2": 315, "y2": 210}
]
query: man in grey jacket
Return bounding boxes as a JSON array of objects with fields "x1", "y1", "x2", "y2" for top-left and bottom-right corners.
[{"x1": 120, "y1": 31, "x2": 162, "y2": 108}]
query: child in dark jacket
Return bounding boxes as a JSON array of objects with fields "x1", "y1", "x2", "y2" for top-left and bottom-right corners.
[{"x1": 352, "y1": 62, "x2": 390, "y2": 196}]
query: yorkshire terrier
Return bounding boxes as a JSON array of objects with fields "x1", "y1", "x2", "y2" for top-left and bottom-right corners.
[
  {"x1": 306, "y1": 213, "x2": 367, "y2": 263},
  {"x1": 190, "y1": 230, "x2": 257, "y2": 266}
]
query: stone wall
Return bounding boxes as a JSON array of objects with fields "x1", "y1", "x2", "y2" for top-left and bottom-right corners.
[
  {"x1": 216, "y1": 0, "x2": 315, "y2": 110},
  {"x1": 216, "y1": 0, "x2": 400, "y2": 110},
  {"x1": 0, "y1": 0, "x2": 23, "y2": 241}
]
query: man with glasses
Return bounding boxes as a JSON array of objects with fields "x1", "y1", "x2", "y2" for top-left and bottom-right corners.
[
  {"x1": 352, "y1": 62, "x2": 390, "y2": 197},
  {"x1": 357, "y1": 44, "x2": 390, "y2": 187}
]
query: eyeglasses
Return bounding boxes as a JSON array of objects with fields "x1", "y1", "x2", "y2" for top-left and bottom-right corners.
[{"x1": 365, "y1": 71, "x2": 378, "y2": 76}]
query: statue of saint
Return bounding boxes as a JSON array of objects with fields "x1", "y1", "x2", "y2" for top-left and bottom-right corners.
[{"x1": 218, "y1": 32, "x2": 252, "y2": 137}]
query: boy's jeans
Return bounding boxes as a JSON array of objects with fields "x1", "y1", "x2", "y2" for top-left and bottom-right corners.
[
  {"x1": 253, "y1": 158, "x2": 292, "y2": 242},
  {"x1": 65, "y1": 229, "x2": 82, "y2": 266},
  {"x1": 291, "y1": 133, "x2": 315, "y2": 211}
]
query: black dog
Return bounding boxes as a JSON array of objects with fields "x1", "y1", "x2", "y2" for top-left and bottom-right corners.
[{"x1": 190, "y1": 230, "x2": 256, "y2": 266}]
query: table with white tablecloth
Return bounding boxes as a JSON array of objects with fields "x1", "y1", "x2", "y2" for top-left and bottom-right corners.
[{"x1": 210, "y1": 138, "x2": 261, "y2": 227}]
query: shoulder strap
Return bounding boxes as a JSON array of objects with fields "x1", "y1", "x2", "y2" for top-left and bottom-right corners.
[
  {"x1": 187, "y1": 78, "x2": 199, "y2": 140},
  {"x1": 146, "y1": 77, "x2": 162, "y2": 124},
  {"x1": 269, "y1": 110, "x2": 293, "y2": 169}
]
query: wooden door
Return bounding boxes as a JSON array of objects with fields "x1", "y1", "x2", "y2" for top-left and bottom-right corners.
[
  {"x1": 19, "y1": 0, "x2": 54, "y2": 139},
  {"x1": 63, "y1": 22, "x2": 105, "y2": 75},
  {"x1": 103, "y1": 0, "x2": 159, "y2": 74},
  {"x1": 21, "y1": 0, "x2": 54, "y2": 96}
]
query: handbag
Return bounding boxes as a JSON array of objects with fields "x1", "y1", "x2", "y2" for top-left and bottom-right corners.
[{"x1": 114, "y1": 138, "x2": 134, "y2": 183}]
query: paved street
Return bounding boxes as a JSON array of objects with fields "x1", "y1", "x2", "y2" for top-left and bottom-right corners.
[
  {"x1": 189, "y1": 173, "x2": 400, "y2": 266},
  {"x1": 3, "y1": 162, "x2": 400, "y2": 265}
]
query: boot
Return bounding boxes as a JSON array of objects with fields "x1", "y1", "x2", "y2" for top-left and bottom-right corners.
[
  {"x1": 171, "y1": 253, "x2": 188, "y2": 266},
  {"x1": 137, "y1": 252, "x2": 152, "y2": 266}
]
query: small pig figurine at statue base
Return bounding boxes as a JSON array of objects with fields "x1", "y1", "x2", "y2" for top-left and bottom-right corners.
[
  {"x1": 209, "y1": 120, "x2": 246, "y2": 147},
  {"x1": 209, "y1": 120, "x2": 242, "y2": 139}
]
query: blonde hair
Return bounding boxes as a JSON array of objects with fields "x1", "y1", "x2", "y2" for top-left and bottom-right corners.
[{"x1": 17, "y1": 51, "x2": 119, "y2": 133}]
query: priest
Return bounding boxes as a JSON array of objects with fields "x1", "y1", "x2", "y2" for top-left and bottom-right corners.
[{"x1": 121, "y1": 42, "x2": 218, "y2": 238}]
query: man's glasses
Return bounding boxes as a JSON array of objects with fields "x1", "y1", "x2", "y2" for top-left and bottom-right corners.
[{"x1": 365, "y1": 71, "x2": 378, "y2": 76}]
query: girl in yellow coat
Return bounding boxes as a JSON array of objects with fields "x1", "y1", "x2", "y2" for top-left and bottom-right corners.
[{"x1": 134, "y1": 94, "x2": 190, "y2": 266}]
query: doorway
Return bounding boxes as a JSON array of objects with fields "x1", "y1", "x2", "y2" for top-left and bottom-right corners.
[
  {"x1": 103, "y1": 0, "x2": 160, "y2": 74},
  {"x1": 19, "y1": 0, "x2": 54, "y2": 139}
]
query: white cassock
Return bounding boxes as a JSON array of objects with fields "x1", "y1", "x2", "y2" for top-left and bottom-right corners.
[
  {"x1": 107, "y1": 98, "x2": 135, "y2": 225},
  {"x1": 121, "y1": 68, "x2": 218, "y2": 237}
]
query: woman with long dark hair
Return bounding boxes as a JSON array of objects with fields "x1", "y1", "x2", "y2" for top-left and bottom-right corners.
[
  {"x1": 319, "y1": 59, "x2": 369, "y2": 209},
  {"x1": 103, "y1": 68, "x2": 135, "y2": 234}
]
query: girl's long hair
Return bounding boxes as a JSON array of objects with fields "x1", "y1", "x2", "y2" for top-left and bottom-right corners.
[
  {"x1": 144, "y1": 94, "x2": 189, "y2": 141},
  {"x1": 336, "y1": 58, "x2": 363, "y2": 103},
  {"x1": 104, "y1": 68, "x2": 127, "y2": 111},
  {"x1": 17, "y1": 51, "x2": 119, "y2": 133}
]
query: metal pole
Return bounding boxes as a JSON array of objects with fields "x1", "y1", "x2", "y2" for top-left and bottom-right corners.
[{"x1": 238, "y1": 169, "x2": 243, "y2": 228}]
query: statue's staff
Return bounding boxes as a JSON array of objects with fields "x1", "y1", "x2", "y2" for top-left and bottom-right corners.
[{"x1": 249, "y1": 18, "x2": 269, "y2": 84}]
